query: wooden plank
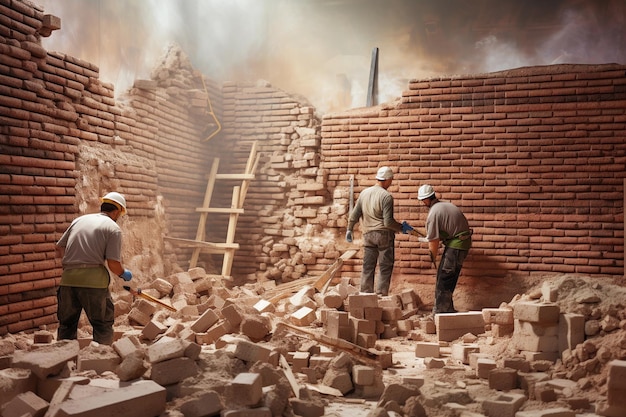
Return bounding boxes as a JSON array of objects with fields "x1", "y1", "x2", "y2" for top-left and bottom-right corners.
[
  {"x1": 164, "y1": 236, "x2": 239, "y2": 250},
  {"x1": 195, "y1": 208, "x2": 245, "y2": 214},
  {"x1": 190, "y1": 158, "x2": 220, "y2": 268},
  {"x1": 214, "y1": 173, "x2": 256, "y2": 180},
  {"x1": 44, "y1": 380, "x2": 75, "y2": 417},
  {"x1": 313, "y1": 249, "x2": 357, "y2": 291},
  {"x1": 279, "y1": 354, "x2": 301, "y2": 399}
]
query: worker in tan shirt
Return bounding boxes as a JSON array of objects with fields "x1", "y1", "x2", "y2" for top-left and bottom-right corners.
[{"x1": 346, "y1": 166, "x2": 413, "y2": 295}]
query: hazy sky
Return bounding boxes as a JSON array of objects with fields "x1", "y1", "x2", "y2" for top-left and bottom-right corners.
[{"x1": 37, "y1": 0, "x2": 626, "y2": 114}]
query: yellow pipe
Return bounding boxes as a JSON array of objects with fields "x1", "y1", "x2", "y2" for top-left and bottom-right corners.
[{"x1": 201, "y1": 75, "x2": 222, "y2": 142}]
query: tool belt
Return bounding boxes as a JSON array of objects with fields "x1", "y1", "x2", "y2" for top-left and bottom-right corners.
[{"x1": 443, "y1": 229, "x2": 473, "y2": 245}]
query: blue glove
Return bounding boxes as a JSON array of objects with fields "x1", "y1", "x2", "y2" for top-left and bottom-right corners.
[
  {"x1": 401, "y1": 221, "x2": 414, "y2": 234},
  {"x1": 119, "y1": 269, "x2": 132, "y2": 281},
  {"x1": 346, "y1": 230, "x2": 353, "y2": 243}
]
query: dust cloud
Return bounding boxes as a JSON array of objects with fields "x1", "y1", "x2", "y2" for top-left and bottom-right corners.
[{"x1": 37, "y1": 0, "x2": 626, "y2": 114}]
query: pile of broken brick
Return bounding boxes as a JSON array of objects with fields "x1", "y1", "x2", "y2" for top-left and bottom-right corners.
[{"x1": 1, "y1": 270, "x2": 625, "y2": 417}]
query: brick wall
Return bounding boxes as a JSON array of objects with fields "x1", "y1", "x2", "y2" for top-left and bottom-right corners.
[
  {"x1": 322, "y1": 64, "x2": 626, "y2": 305},
  {"x1": 1, "y1": 1, "x2": 625, "y2": 334},
  {"x1": 0, "y1": 2, "x2": 218, "y2": 335}
]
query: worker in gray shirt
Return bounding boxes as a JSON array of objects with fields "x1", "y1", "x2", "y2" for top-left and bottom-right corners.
[
  {"x1": 418, "y1": 184, "x2": 472, "y2": 314},
  {"x1": 346, "y1": 166, "x2": 413, "y2": 296}
]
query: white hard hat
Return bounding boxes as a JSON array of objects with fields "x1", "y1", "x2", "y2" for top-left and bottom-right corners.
[
  {"x1": 375, "y1": 166, "x2": 394, "y2": 181},
  {"x1": 101, "y1": 191, "x2": 127, "y2": 214},
  {"x1": 417, "y1": 184, "x2": 435, "y2": 200}
]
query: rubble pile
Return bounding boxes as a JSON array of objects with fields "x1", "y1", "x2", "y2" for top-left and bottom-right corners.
[{"x1": 1, "y1": 272, "x2": 625, "y2": 417}]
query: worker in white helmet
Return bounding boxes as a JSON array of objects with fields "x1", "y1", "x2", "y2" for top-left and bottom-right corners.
[
  {"x1": 418, "y1": 184, "x2": 472, "y2": 314},
  {"x1": 55, "y1": 191, "x2": 133, "y2": 344},
  {"x1": 346, "y1": 166, "x2": 414, "y2": 296}
]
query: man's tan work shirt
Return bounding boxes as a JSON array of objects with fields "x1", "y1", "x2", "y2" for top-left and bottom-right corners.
[{"x1": 348, "y1": 184, "x2": 399, "y2": 234}]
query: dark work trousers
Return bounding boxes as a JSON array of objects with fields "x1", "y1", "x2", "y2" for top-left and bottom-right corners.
[
  {"x1": 361, "y1": 229, "x2": 395, "y2": 296},
  {"x1": 434, "y1": 246, "x2": 469, "y2": 313},
  {"x1": 57, "y1": 286, "x2": 114, "y2": 344}
]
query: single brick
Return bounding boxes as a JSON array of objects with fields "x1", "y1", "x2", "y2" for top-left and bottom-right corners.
[
  {"x1": 230, "y1": 372, "x2": 262, "y2": 406},
  {"x1": 190, "y1": 308, "x2": 219, "y2": 333}
]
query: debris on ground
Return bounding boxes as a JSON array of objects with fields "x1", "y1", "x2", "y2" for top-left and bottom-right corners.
[{"x1": 1, "y1": 272, "x2": 626, "y2": 417}]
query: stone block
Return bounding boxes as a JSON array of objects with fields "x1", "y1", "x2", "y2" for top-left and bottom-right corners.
[
  {"x1": 56, "y1": 380, "x2": 166, "y2": 417},
  {"x1": 513, "y1": 301, "x2": 560, "y2": 324},
  {"x1": 142, "y1": 320, "x2": 168, "y2": 341},
  {"x1": 234, "y1": 340, "x2": 272, "y2": 363},
  {"x1": 435, "y1": 312, "x2": 485, "y2": 342},
  {"x1": 352, "y1": 365, "x2": 376, "y2": 386},
  {"x1": 146, "y1": 337, "x2": 186, "y2": 363},
  {"x1": 515, "y1": 408, "x2": 575, "y2": 417},
  {"x1": 488, "y1": 368, "x2": 518, "y2": 391},
  {"x1": 112, "y1": 336, "x2": 140, "y2": 359},
  {"x1": 476, "y1": 358, "x2": 497, "y2": 379},
  {"x1": 481, "y1": 392, "x2": 526, "y2": 417},
  {"x1": 230, "y1": 372, "x2": 262, "y2": 406},
  {"x1": 558, "y1": 313, "x2": 585, "y2": 354},
  {"x1": 150, "y1": 357, "x2": 199, "y2": 386},
  {"x1": 1, "y1": 391, "x2": 48, "y2": 417},
  {"x1": 482, "y1": 308, "x2": 514, "y2": 325},
  {"x1": 12, "y1": 340, "x2": 79, "y2": 379},
  {"x1": 291, "y1": 351, "x2": 310, "y2": 373},
  {"x1": 451, "y1": 343, "x2": 480, "y2": 364},
  {"x1": 77, "y1": 346, "x2": 121, "y2": 374},
  {"x1": 253, "y1": 299, "x2": 275, "y2": 313},
  {"x1": 190, "y1": 308, "x2": 219, "y2": 333},
  {"x1": 415, "y1": 342, "x2": 440, "y2": 358},
  {"x1": 291, "y1": 306, "x2": 316, "y2": 326}
]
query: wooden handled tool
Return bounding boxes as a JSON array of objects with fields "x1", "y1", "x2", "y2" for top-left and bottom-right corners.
[{"x1": 123, "y1": 286, "x2": 177, "y2": 312}]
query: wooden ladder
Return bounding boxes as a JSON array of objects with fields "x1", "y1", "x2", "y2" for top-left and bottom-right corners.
[{"x1": 166, "y1": 142, "x2": 259, "y2": 277}]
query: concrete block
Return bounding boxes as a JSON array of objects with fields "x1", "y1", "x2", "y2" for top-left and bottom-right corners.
[
  {"x1": 415, "y1": 342, "x2": 440, "y2": 358},
  {"x1": 513, "y1": 320, "x2": 559, "y2": 353},
  {"x1": 608, "y1": 359, "x2": 626, "y2": 389},
  {"x1": 513, "y1": 301, "x2": 560, "y2": 324},
  {"x1": 350, "y1": 317, "x2": 376, "y2": 335},
  {"x1": 223, "y1": 407, "x2": 271, "y2": 417},
  {"x1": 355, "y1": 333, "x2": 376, "y2": 348},
  {"x1": 451, "y1": 343, "x2": 480, "y2": 364},
  {"x1": 146, "y1": 337, "x2": 186, "y2": 363},
  {"x1": 514, "y1": 408, "x2": 575, "y2": 417},
  {"x1": 503, "y1": 357, "x2": 530, "y2": 373},
  {"x1": 234, "y1": 340, "x2": 272, "y2": 363},
  {"x1": 469, "y1": 352, "x2": 493, "y2": 369},
  {"x1": 253, "y1": 299, "x2": 275, "y2": 313},
  {"x1": 1, "y1": 391, "x2": 48, "y2": 417},
  {"x1": 190, "y1": 308, "x2": 219, "y2": 333},
  {"x1": 291, "y1": 306, "x2": 316, "y2": 326},
  {"x1": 481, "y1": 392, "x2": 526, "y2": 417},
  {"x1": 348, "y1": 293, "x2": 379, "y2": 308},
  {"x1": 292, "y1": 351, "x2": 310, "y2": 373},
  {"x1": 150, "y1": 357, "x2": 199, "y2": 386},
  {"x1": 0, "y1": 368, "x2": 38, "y2": 404},
  {"x1": 435, "y1": 312, "x2": 485, "y2": 342},
  {"x1": 352, "y1": 365, "x2": 375, "y2": 386},
  {"x1": 142, "y1": 320, "x2": 168, "y2": 341},
  {"x1": 363, "y1": 306, "x2": 383, "y2": 321},
  {"x1": 221, "y1": 304, "x2": 242, "y2": 327},
  {"x1": 476, "y1": 358, "x2": 497, "y2": 379},
  {"x1": 488, "y1": 368, "x2": 518, "y2": 391},
  {"x1": 56, "y1": 380, "x2": 165, "y2": 417},
  {"x1": 11, "y1": 340, "x2": 79, "y2": 379},
  {"x1": 112, "y1": 336, "x2": 140, "y2": 359},
  {"x1": 492, "y1": 323, "x2": 515, "y2": 337},
  {"x1": 558, "y1": 313, "x2": 585, "y2": 354},
  {"x1": 230, "y1": 372, "x2": 262, "y2": 406},
  {"x1": 77, "y1": 346, "x2": 121, "y2": 374},
  {"x1": 289, "y1": 398, "x2": 325, "y2": 417},
  {"x1": 482, "y1": 308, "x2": 514, "y2": 325}
]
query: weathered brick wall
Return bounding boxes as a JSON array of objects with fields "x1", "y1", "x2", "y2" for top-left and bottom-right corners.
[
  {"x1": 322, "y1": 64, "x2": 626, "y2": 306},
  {"x1": 0, "y1": 1, "x2": 217, "y2": 335},
  {"x1": 207, "y1": 81, "x2": 339, "y2": 283}
]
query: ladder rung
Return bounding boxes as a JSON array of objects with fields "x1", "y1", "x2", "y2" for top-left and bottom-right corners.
[
  {"x1": 213, "y1": 174, "x2": 255, "y2": 180},
  {"x1": 196, "y1": 208, "x2": 244, "y2": 214}
]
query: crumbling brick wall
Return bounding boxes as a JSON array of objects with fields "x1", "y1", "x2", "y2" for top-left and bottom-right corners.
[{"x1": 322, "y1": 64, "x2": 626, "y2": 306}]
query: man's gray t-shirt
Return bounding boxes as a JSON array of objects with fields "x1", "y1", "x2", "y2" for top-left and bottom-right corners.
[
  {"x1": 425, "y1": 201, "x2": 470, "y2": 249},
  {"x1": 57, "y1": 213, "x2": 122, "y2": 266},
  {"x1": 349, "y1": 184, "x2": 399, "y2": 234}
]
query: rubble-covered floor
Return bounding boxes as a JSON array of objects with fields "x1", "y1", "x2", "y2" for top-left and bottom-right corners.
[{"x1": 1, "y1": 273, "x2": 626, "y2": 417}]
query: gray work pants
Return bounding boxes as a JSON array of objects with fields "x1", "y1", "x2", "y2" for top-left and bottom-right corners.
[
  {"x1": 434, "y1": 246, "x2": 469, "y2": 313},
  {"x1": 360, "y1": 230, "x2": 395, "y2": 296},
  {"x1": 57, "y1": 286, "x2": 114, "y2": 344}
]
